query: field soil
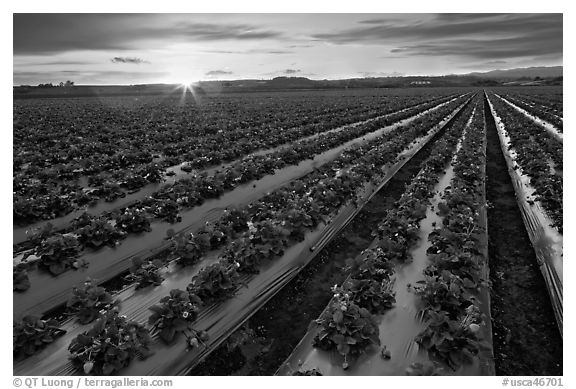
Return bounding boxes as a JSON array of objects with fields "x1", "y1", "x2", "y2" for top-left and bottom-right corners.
[{"x1": 484, "y1": 97, "x2": 562, "y2": 376}]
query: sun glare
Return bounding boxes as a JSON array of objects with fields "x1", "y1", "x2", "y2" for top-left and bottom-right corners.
[{"x1": 173, "y1": 81, "x2": 198, "y2": 104}]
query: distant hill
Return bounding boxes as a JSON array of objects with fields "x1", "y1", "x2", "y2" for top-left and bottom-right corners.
[
  {"x1": 467, "y1": 66, "x2": 562, "y2": 79},
  {"x1": 14, "y1": 67, "x2": 564, "y2": 99}
]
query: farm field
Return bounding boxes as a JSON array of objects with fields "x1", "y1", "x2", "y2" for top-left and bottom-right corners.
[{"x1": 13, "y1": 86, "x2": 562, "y2": 377}]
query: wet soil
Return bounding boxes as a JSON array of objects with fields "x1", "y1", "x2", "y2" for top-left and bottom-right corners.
[
  {"x1": 484, "y1": 96, "x2": 562, "y2": 376},
  {"x1": 189, "y1": 108, "x2": 463, "y2": 376}
]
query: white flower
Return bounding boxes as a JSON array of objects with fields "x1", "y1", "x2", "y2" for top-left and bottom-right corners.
[{"x1": 182, "y1": 311, "x2": 189, "y2": 319}]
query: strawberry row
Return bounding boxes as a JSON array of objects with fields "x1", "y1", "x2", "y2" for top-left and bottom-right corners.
[
  {"x1": 487, "y1": 93, "x2": 562, "y2": 233},
  {"x1": 14, "y1": 92, "x2": 456, "y2": 227},
  {"x1": 499, "y1": 93, "x2": 562, "y2": 133},
  {"x1": 14, "y1": 95, "x2": 467, "y2": 288},
  {"x1": 276, "y1": 97, "x2": 479, "y2": 375},
  {"x1": 410, "y1": 101, "x2": 493, "y2": 373},
  {"x1": 13, "y1": 96, "x2": 473, "y2": 376}
]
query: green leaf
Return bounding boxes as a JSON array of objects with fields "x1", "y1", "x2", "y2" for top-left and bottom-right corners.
[
  {"x1": 102, "y1": 363, "x2": 115, "y2": 375},
  {"x1": 159, "y1": 326, "x2": 176, "y2": 343},
  {"x1": 333, "y1": 310, "x2": 344, "y2": 324}
]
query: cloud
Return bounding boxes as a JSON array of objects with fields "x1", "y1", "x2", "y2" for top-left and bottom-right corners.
[
  {"x1": 359, "y1": 71, "x2": 404, "y2": 78},
  {"x1": 389, "y1": 32, "x2": 562, "y2": 59},
  {"x1": 484, "y1": 60, "x2": 508, "y2": 65},
  {"x1": 111, "y1": 57, "x2": 149, "y2": 64},
  {"x1": 13, "y1": 69, "x2": 168, "y2": 85},
  {"x1": 15, "y1": 60, "x2": 95, "y2": 66},
  {"x1": 13, "y1": 14, "x2": 284, "y2": 55},
  {"x1": 205, "y1": 70, "x2": 233, "y2": 77},
  {"x1": 313, "y1": 13, "x2": 562, "y2": 61},
  {"x1": 201, "y1": 49, "x2": 293, "y2": 55},
  {"x1": 263, "y1": 69, "x2": 305, "y2": 76}
]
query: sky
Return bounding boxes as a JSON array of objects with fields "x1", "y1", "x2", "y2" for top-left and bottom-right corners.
[{"x1": 13, "y1": 13, "x2": 563, "y2": 85}]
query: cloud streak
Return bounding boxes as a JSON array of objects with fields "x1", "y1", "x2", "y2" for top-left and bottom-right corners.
[
  {"x1": 201, "y1": 49, "x2": 293, "y2": 55},
  {"x1": 13, "y1": 14, "x2": 285, "y2": 55},
  {"x1": 111, "y1": 57, "x2": 149, "y2": 64},
  {"x1": 313, "y1": 13, "x2": 562, "y2": 61},
  {"x1": 359, "y1": 71, "x2": 404, "y2": 78},
  {"x1": 13, "y1": 69, "x2": 168, "y2": 85},
  {"x1": 205, "y1": 70, "x2": 233, "y2": 77}
]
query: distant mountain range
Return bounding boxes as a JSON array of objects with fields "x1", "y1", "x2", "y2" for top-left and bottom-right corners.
[
  {"x1": 14, "y1": 66, "x2": 563, "y2": 98},
  {"x1": 466, "y1": 66, "x2": 562, "y2": 79}
]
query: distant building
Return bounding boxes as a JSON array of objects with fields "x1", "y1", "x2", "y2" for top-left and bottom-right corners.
[{"x1": 410, "y1": 80, "x2": 431, "y2": 85}]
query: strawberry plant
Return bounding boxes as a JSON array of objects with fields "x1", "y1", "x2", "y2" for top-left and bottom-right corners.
[
  {"x1": 197, "y1": 222, "x2": 228, "y2": 249},
  {"x1": 124, "y1": 257, "x2": 165, "y2": 289},
  {"x1": 248, "y1": 220, "x2": 289, "y2": 251},
  {"x1": 114, "y1": 208, "x2": 151, "y2": 233},
  {"x1": 14, "y1": 316, "x2": 66, "y2": 360},
  {"x1": 98, "y1": 183, "x2": 126, "y2": 203},
  {"x1": 68, "y1": 310, "x2": 152, "y2": 375},
  {"x1": 167, "y1": 229, "x2": 211, "y2": 266},
  {"x1": 13, "y1": 262, "x2": 31, "y2": 292},
  {"x1": 66, "y1": 279, "x2": 116, "y2": 324},
  {"x1": 221, "y1": 237, "x2": 265, "y2": 274},
  {"x1": 219, "y1": 207, "x2": 250, "y2": 234},
  {"x1": 118, "y1": 171, "x2": 148, "y2": 191},
  {"x1": 281, "y1": 208, "x2": 315, "y2": 241},
  {"x1": 25, "y1": 221, "x2": 55, "y2": 243},
  {"x1": 76, "y1": 218, "x2": 126, "y2": 249},
  {"x1": 415, "y1": 306, "x2": 484, "y2": 370},
  {"x1": 71, "y1": 212, "x2": 96, "y2": 229},
  {"x1": 36, "y1": 233, "x2": 82, "y2": 275},
  {"x1": 187, "y1": 262, "x2": 241, "y2": 305},
  {"x1": 313, "y1": 286, "x2": 380, "y2": 368},
  {"x1": 291, "y1": 368, "x2": 323, "y2": 376},
  {"x1": 405, "y1": 361, "x2": 444, "y2": 376},
  {"x1": 343, "y1": 278, "x2": 396, "y2": 315},
  {"x1": 136, "y1": 162, "x2": 164, "y2": 183},
  {"x1": 346, "y1": 247, "x2": 394, "y2": 283},
  {"x1": 148, "y1": 289, "x2": 208, "y2": 345},
  {"x1": 144, "y1": 198, "x2": 181, "y2": 224}
]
